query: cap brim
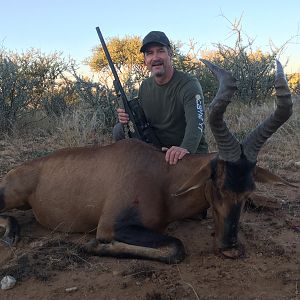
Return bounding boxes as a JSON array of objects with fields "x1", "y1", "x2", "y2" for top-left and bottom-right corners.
[{"x1": 140, "y1": 42, "x2": 168, "y2": 53}]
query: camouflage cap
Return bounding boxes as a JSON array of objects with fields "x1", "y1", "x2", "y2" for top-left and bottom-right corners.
[{"x1": 140, "y1": 31, "x2": 171, "y2": 53}]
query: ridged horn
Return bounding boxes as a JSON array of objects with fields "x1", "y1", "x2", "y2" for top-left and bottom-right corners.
[
  {"x1": 242, "y1": 60, "x2": 293, "y2": 162},
  {"x1": 201, "y1": 59, "x2": 241, "y2": 162}
]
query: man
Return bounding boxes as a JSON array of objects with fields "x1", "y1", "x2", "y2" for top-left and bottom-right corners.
[{"x1": 114, "y1": 31, "x2": 208, "y2": 165}]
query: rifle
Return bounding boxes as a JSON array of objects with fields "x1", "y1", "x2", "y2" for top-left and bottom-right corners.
[{"x1": 95, "y1": 27, "x2": 161, "y2": 147}]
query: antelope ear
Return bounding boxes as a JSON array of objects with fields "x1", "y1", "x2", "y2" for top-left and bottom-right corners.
[
  {"x1": 173, "y1": 163, "x2": 212, "y2": 196},
  {"x1": 254, "y1": 166, "x2": 297, "y2": 187}
]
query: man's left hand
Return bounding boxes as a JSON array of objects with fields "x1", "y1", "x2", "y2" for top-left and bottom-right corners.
[{"x1": 162, "y1": 146, "x2": 190, "y2": 165}]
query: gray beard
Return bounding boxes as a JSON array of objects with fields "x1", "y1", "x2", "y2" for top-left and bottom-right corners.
[{"x1": 151, "y1": 69, "x2": 165, "y2": 77}]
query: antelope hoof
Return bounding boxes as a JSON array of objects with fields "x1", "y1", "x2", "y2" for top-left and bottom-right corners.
[
  {"x1": 2, "y1": 235, "x2": 18, "y2": 247},
  {"x1": 82, "y1": 238, "x2": 99, "y2": 252},
  {"x1": 220, "y1": 244, "x2": 245, "y2": 259},
  {"x1": 1, "y1": 216, "x2": 20, "y2": 246}
]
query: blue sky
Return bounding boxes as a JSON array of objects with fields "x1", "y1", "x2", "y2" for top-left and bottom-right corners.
[{"x1": 1, "y1": 0, "x2": 299, "y2": 75}]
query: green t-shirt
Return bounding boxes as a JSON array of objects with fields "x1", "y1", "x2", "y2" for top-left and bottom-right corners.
[{"x1": 138, "y1": 69, "x2": 208, "y2": 154}]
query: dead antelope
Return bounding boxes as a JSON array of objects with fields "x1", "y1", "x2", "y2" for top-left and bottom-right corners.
[{"x1": 0, "y1": 60, "x2": 294, "y2": 263}]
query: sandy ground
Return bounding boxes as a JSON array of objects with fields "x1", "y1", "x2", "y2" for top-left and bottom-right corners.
[{"x1": 0, "y1": 155, "x2": 299, "y2": 300}]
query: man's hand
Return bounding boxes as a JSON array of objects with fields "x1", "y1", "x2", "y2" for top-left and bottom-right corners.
[
  {"x1": 162, "y1": 146, "x2": 190, "y2": 165},
  {"x1": 117, "y1": 108, "x2": 129, "y2": 124}
]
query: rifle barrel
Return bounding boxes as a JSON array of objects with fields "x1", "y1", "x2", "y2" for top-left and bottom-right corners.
[
  {"x1": 95, "y1": 27, "x2": 123, "y2": 91},
  {"x1": 95, "y1": 27, "x2": 142, "y2": 139}
]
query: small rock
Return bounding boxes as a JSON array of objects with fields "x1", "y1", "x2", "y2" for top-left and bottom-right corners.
[
  {"x1": 30, "y1": 241, "x2": 45, "y2": 248},
  {"x1": 65, "y1": 286, "x2": 78, "y2": 293},
  {"x1": 1, "y1": 275, "x2": 16, "y2": 290},
  {"x1": 112, "y1": 270, "x2": 120, "y2": 276},
  {"x1": 295, "y1": 161, "x2": 300, "y2": 168}
]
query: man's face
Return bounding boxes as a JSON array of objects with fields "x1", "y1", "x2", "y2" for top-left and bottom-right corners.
[{"x1": 143, "y1": 44, "x2": 172, "y2": 78}]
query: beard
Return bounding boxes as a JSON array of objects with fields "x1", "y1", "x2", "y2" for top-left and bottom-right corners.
[{"x1": 151, "y1": 63, "x2": 165, "y2": 77}]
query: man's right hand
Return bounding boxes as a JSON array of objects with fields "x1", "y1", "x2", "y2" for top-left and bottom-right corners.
[
  {"x1": 162, "y1": 146, "x2": 190, "y2": 165},
  {"x1": 117, "y1": 108, "x2": 129, "y2": 124}
]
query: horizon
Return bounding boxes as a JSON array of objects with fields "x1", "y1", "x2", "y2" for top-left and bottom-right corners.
[{"x1": 1, "y1": 0, "x2": 299, "y2": 76}]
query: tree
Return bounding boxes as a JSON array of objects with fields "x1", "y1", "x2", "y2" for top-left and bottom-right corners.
[
  {"x1": 288, "y1": 73, "x2": 300, "y2": 95},
  {"x1": 88, "y1": 36, "x2": 147, "y2": 97},
  {"x1": 200, "y1": 15, "x2": 292, "y2": 103}
]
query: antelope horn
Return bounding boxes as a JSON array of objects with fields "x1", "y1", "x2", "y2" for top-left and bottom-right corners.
[
  {"x1": 201, "y1": 59, "x2": 241, "y2": 162},
  {"x1": 242, "y1": 60, "x2": 293, "y2": 162}
]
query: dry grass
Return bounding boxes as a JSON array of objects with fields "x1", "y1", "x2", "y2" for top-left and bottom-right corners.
[
  {"x1": 52, "y1": 108, "x2": 112, "y2": 148},
  {"x1": 0, "y1": 97, "x2": 299, "y2": 177},
  {"x1": 0, "y1": 107, "x2": 113, "y2": 177}
]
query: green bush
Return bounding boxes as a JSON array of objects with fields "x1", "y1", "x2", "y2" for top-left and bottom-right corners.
[{"x1": 0, "y1": 48, "x2": 73, "y2": 132}]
